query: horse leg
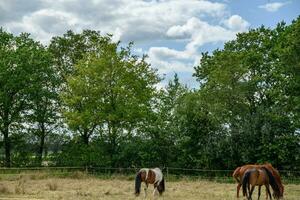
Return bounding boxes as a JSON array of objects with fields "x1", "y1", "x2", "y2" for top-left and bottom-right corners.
[
  {"x1": 265, "y1": 185, "x2": 272, "y2": 200},
  {"x1": 249, "y1": 185, "x2": 255, "y2": 200},
  {"x1": 248, "y1": 184, "x2": 251, "y2": 198},
  {"x1": 258, "y1": 186, "x2": 261, "y2": 200},
  {"x1": 244, "y1": 183, "x2": 250, "y2": 200},
  {"x1": 153, "y1": 186, "x2": 158, "y2": 199},
  {"x1": 264, "y1": 185, "x2": 269, "y2": 200},
  {"x1": 243, "y1": 184, "x2": 248, "y2": 199},
  {"x1": 144, "y1": 183, "x2": 148, "y2": 199},
  {"x1": 237, "y1": 183, "x2": 241, "y2": 198}
]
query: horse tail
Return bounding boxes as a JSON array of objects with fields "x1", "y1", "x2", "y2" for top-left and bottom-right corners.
[
  {"x1": 262, "y1": 167, "x2": 281, "y2": 199},
  {"x1": 135, "y1": 171, "x2": 142, "y2": 196},
  {"x1": 158, "y1": 177, "x2": 165, "y2": 195},
  {"x1": 242, "y1": 169, "x2": 251, "y2": 197},
  {"x1": 233, "y1": 167, "x2": 241, "y2": 183}
]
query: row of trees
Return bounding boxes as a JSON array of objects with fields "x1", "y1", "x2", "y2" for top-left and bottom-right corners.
[{"x1": 0, "y1": 17, "x2": 299, "y2": 170}]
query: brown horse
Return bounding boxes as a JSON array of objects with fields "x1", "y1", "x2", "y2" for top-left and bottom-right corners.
[
  {"x1": 135, "y1": 168, "x2": 165, "y2": 198},
  {"x1": 233, "y1": 163, "x2": 284, "y2": 198},
  {"x1": 242, "y1": 167, "x2": 281, "y2": 200}
]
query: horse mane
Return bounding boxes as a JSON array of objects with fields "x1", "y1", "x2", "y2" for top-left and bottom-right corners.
[
  {"x1": 271, "y1": 168, "x2": 283, "y2": 184},
  {"x1": 134, "y1": 171, "x2": 142, "y2": 196},
  {"x1": 262, "y1": 167, "x2": 281, "y2": 199},
  {"x1": 263, "y1": 164, "x2": 284, "y2": 196}
]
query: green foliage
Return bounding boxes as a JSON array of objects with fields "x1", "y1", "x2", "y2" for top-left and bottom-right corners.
[
  {"x1": 175, "y1": 92, "x2": 225, "y2": 169},
  {"x1": 54, "y1": 138, "x2": 110, "y2": 167},
  {"x1": 139, "y1": 74, "x2": 188, "y2": 167},
  {"x1": 193, "y1": 19, "x2": 300, "y2": 169},
  {"x1": 0, "y1": 29, "x2": 57, "y2": 167},
  {"x1": 1, "y1": 16, "x2": 299, "y2": 170},
  {"x1": 61, "y1": 33, "x2": 160, "y2": 166},
  {"x1": 49, "y1": 30, "x2": 112, "y2": 81}
]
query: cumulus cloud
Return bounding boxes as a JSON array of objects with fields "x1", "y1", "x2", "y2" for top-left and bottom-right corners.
[
  {"x1": 6, "y1": 9, "x2": 88, "y2": 43},
  {"x1": 1, "y1": 0, "x2": 228, "y2": 43},
  {"x1": 259, "y1": 2, "x2": 289, "y2": 12},
  {"x1": 0, "y1": 0, "x2": 43, "y2": 23},
  {"x1": 223, "y1": 15, "x2": 250, "y2": 31},
  {"x1": 147, "y1": 47, "x2": 196, "y2": 74},
  {"x1": 148, "y1": 47, "x2": 193, "y2": 61},
  {"x1": 167, "y1": 16, "x2": 249, "y2": 53},
  {"x1": 0, "y1": 0, "x2": 251, "y2": 85},
  {"x1": 155, "y1": 16, "x2": 249, "y2": 75}
]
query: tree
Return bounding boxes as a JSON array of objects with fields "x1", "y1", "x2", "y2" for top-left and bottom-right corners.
[
  {"x1": 176, "y1": 91, "x2": 226, "y2": 169},
  {"x1": 49, "y1": 30, "x2": 115, "y2": 166},
  {"x1": 0, "y1": 29, "x2": 53, "y2": 167},
  {"x1": 49, "y1": 30, "x2": 111, "y2": 82},
  {"x1": 274, "y1": 18, "x2": 300, "y2": 169},
  {"x1": 193, "y1": 21, "x2": 300, "y2": 169},
  {"x1": 26, "y1": 48, "x2": 61, "y2": 166},
  {"x1": 140, "y1": 74, "x2": 188, "y2": 166},
  {"x1": 62, "y1": 38, "x2": 160, "y2": 166}
]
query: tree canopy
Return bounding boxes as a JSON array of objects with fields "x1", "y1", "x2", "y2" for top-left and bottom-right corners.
[{"x1": 0, "y1": 17, "x2": 299, "y2": 170}]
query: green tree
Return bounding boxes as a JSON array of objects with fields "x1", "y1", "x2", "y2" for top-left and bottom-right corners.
[
  {"x1": 62, "y1": 39, "x2": 160, "y2": 166},
  {"x1": 49, "y1": 30, "x2": 114, "y2": 166},
  {"x1": 175, "y1": 91, "x2": 223, "y2": 169},
  {"x1": 49, "y1": 30, "x2": 111, "y2": 82},
  {"x1": 141, "y1": 74, "x2": 188, "y2": 166},
  {"x1": 26, "y1": 48, "x2": 61, "y2": 166},
  {"x1": 0, "y1": 29, "x2": 53, "y2": 167},
  {"x1": 275, "y1": 18, "x2": 300, "y2": 168},
  {"x1": 194, "y1": 21, "x2": 300, "y2": 169}
]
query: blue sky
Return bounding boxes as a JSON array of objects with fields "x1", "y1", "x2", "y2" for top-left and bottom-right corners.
[
  {"x1": 1, "y1": 0, "x2": 299, "y2": 88},
  {"x1": 229, "y1": 0, "x2": 299, "y2": 27}
]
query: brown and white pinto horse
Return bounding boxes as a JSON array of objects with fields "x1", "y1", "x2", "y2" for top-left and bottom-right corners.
[
  {"x1": 233, "y1": 163, "x2": 284, "y2": 199},
  {"x1": 135, "y1": 168, "x2": 165, "y2": 198},
  {"x1": 242, "y1": 167, "x2": 281, "y2": 200}
]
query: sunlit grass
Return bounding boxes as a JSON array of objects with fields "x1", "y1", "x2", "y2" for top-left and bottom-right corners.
[{"x1": 0, "y1": 176, "x2": 299, "y2": 199}]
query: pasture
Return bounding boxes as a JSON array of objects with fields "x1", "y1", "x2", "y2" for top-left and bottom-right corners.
[{"x1": 0, "y1": 174, "x2": 299, "y2": 200}]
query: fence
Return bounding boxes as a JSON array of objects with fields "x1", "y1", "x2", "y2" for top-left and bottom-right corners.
[{"x1": 0, "y1": 167, "x2": 299, "y2": 184}]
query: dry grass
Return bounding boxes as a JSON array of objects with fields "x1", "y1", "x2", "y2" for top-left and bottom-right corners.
[
  {"x1": 0, "y1": 183, "x2": 10, "y2": 194},
  {"x1": 46, "y1": 181, "x2": 58, "y2": 191},
  {"x1": 17, "y1": 175, "x2": 29, "y2": 194},
  {"x1": 0, "y1": 177, "x2": 298, "y2": 200}
]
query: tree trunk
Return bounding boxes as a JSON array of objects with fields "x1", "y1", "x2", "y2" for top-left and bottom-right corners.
[
  {"x1": 3, "y1": 125, "x2": 11, "y2": 167},
  {"x1": 107, "y1": 122, "x2": 117, "y2": 167},
  {"x1": 82, "y1": 130, "x2": 89, "y2": 145},
  {"x1": 37, "y1": 124, "x2": 45, "y2": 166}
]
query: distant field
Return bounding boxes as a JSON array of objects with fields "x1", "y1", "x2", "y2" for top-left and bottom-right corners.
[{"x1": 0, "y1": 176, "x2": 299, "y2": 200}]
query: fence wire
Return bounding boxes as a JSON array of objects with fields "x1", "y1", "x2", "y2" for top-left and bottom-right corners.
[{"x1": 0, "y1": 167, "x2": 299, "y2": 184}]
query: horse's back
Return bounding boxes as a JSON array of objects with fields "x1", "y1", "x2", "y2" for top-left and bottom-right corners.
[
  {"x1": 238, "y1": 165, "x2": 257, "y2": 177},
  {"x1": 232, "y1": 167, "x2": 241, "y2": 178},
  {"x1": 152, "y1": 168, "x2": 163, "y2": 183}
]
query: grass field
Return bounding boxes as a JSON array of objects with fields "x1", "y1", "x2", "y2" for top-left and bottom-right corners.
[{"x1": 0, "y1": 175, "x2": 299, "y2": 200}]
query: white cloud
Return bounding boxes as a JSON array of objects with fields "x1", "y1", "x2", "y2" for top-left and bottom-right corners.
[
  {"x1": 223, "y1": 15, "x2": 250, "y2": 31},
  {"x1": 147, "y1": 14, "x2": 249, "y2": 76},
  {"x1": 147, "y1": 47, "x2": 196, "y2": 74},
  {"x1": 148, "y1": 47, "x2": 194, "y2": 61},
  {"x1": 5, "y1": 9, "x2": 88, "y2": 43},
  {"x1": 0, "y1": 0, "x2": 251, "y2": 86},
  {"x1": 1, "y1": 0, "x2": 228, "y2": 43},
  {"x1": 259, "y1": 2, "x2": 289, "y2": 12},
  {"x1": 166, "y1": 16, "x2": 249, "y2": 55}
]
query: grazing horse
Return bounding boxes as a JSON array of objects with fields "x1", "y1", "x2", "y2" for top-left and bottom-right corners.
[
  {"x1": 135, "y1": 168, "x2": 165, "y2": 198},
  {"x1": 242, "y1": 167, "x2": 281, "y2": 200},
  {"x1": 233, "y1": 163, "x2": 284, "y2": 198}
]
